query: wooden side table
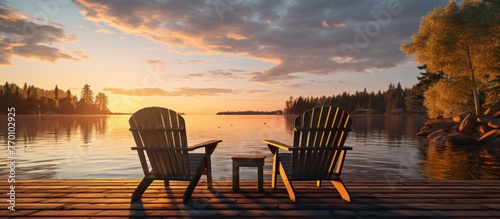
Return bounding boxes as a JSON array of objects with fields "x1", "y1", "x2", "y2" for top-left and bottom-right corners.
[{"x1": 231, "y1": 155, "x2": 266, "y2": 192}]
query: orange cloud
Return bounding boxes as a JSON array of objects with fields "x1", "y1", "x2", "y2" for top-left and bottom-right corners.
[
  {"x1": 96, "y1": 28, "x2": 115, "y2": 34},
  {"x1": 334, "y1": 22, "x2": 346, "y2": 28},
  {"x1": 322, "y1": 20, "x2": 329, "y2": 27},
  {"x1": 145, "y1": 59, "x2": 165, "y2": 67},
  {"x1": 226, "y1": 33, "x2": 246, "y2": 40}
]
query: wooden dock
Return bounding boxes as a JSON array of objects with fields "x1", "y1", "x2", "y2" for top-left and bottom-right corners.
[{"x1": 1, "y1": 179, "x2": 499, "y2": 218}]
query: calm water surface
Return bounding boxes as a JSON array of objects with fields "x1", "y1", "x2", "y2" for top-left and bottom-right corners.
[{"x1": 1, "y1": 115, "x2": 499, "y2": 180}]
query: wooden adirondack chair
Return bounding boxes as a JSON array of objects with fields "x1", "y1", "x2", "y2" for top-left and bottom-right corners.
[
  {"x1": 263, "y1": 106, "x2": 353, "y2": 202},
  {"x1": 129, "y1": 107, "x2": 221, "y2": 202}
]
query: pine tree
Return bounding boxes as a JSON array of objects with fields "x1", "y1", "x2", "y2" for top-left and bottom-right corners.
[
  {"x1": 80, "y1": 84, "x2": 94, "y2": 104},
  {"x1": 23, "y1": 82, "x2": 28, "y2": 98},
  {"x1": 53, "y1": 85, "x2": 59, "y2": 109}
]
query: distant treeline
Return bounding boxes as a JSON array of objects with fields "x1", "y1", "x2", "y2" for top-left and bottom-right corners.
[
  {"x1": 216, "y1": 110, "x2": 283, "y2": 115},
  {"x1": 0, "y1": 82, "x2": 109, "y2": 114},
  {"x1": 284, "y1": 83, "x2": 413, "y2": 115}
]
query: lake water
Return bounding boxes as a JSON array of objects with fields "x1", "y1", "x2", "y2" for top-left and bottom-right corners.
[{"x1": 1, "y1": 115, "x2": 499, "y2": 180}]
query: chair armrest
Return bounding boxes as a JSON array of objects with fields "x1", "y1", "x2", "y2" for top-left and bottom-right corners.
[
  {"x1": 263, "y1": 140, "x2": 353, "y2": 152},
  {"x1": 263, "y1": 140, "x2": 293, "y2": 151},
  {"x1": 131, "y1": 147, "x2": 189, "y2": 151},
  {"x1": 188, "y1": 140, "x2": 222, "y2": 151},
  {"x1": 287, "y1": 146, "x2": 353, "y2": 151}
]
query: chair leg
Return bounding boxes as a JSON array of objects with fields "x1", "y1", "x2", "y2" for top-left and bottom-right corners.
[
  {"x1": 205, "y1": 146, "x2": 215, "y2": 189},
  {"x1": 206, "y1": 156, "x2": 212, "y2": 189},
  {"x1": 331, "y1": 179, "x2": 351, "y2": 202},
  {"x1": 164, "y1": 180, "x2": 169, "y2": 187},
  {"x1": 317, "y1": 180, "x2": 322, "y2": 187},
  {"x1": 271, "y1": 153, "x2": 278, "y2": 189},
  {"x1": 184, "y1": 157, "x2": 206, "y2": 202},
  {"x1": 131, "y1": 177, "x2": 154, "y2": 202},
  {"x1": 279, "y1": 163, "x2": 296, "y2": 202}
]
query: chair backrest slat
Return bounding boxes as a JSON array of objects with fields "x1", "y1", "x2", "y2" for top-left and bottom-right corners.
[
  {"x1": 130, "y1": 107, "x2": 191, "y2": 177},
  {"x1": 291, "y1": 106, "x2": 352, "y2": 178}
]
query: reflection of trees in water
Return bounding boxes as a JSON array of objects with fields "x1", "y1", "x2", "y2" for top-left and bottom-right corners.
[
  {"x1": 0, "y1": 115, "x2": 108, "y2": 146},
  {"x1": 0, "y1": 115, "x2": 108, "y2": 178},
  {"x1": 77, "y1": 116, "x2": 107, "y2": 144},
  {"x1": 283, "y1": 114, "x2": 428, "y2": 142},
  {"x1": 284, "y1": 114, "x2": 500, "y2": 179},
  {"x1": 420, "y1": 145, "x2": 500, "y2": 179},
  {"x1": 349, "y1": 115, "x2": 427, "y2": 141},
  {"x1": 284, "y1": 115, "x2": 297, "y2": 134}
]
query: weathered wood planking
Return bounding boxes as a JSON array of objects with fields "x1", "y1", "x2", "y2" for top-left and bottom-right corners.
[{"x1": 1, "y1": 179, "x2": 499, "y2": 218}]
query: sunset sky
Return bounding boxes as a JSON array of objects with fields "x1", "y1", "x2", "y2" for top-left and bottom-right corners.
[{"x1": 0, "y1": 0, "x2": 449, "y2": 115}]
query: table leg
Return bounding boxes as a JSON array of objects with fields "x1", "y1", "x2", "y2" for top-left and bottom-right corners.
[
  {"x1": 232, "y1": 161, "x2": 239, "y2": 191},
  {"x1": 258, "y1": 164, "x2": 263, "y2": 192}
]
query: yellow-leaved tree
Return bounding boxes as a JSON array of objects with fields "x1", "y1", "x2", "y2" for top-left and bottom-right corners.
[
  {"x1": 401, "y1": 0, "x2": 499, "y2": 118},
  {"x1": 424, "y1": 77, "x2": 474, "y2": 118}
]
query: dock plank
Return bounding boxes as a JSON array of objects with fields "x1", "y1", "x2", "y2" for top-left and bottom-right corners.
[{"x1": 0, "y1": 179, "x2": 499, "y2": 218}]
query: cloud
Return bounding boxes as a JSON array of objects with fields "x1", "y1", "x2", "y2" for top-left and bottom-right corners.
[
  {"x1": 103, "y1": 87, "x2": 235, "y2": 96},
  {"x1": 0, "y1": 3, "x2": 87, "y2": 65},
  {"x1": 321, "y1": 20, "x2": 329, "y2": 27},
  {"x1": 96, "y1": 28, "x2": 115, "y2": 34},
  {"x1": 145, "y1": 59, "x2": 165, "y2": 67},
  {"x1": 187, "y1": 69, "x2": 246, "y2": 79},
  {"x1": 74, "y1": 0, "x2": 447, "y2": 82},
  {"x1": 334, "y1": 23, "x2": 346, "y2": 28},
  {"x1": 172, "y1": 59, "x2": 204, "y2": 65}
]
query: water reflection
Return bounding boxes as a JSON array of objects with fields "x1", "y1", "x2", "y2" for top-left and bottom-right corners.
[
  {"x1": 0, "y1": 115, "x2": 108, "y2": 147},
  {"x1": 285, "y1": 114, "x2": 500, "y2": 180},
  {"x1": 0, "y1": 115, "x2": 109, "y2": 178},
  {"x1": 0, "y1": 115, "x2": 498, "y2": 180},
  {"x1": 350, "y1": 115, "x2": 428, "y2": 141},
  {"x1": 420, "y1": 143, "x2": 500, "y2": 179}
]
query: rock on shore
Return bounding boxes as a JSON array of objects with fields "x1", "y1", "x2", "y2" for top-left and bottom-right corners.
[{"x1": 416, "y1": 102, "x2": 500, "y2": 147}]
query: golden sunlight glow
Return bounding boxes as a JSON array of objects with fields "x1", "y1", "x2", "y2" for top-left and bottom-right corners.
[
  {"x1": 226, "y1": 33, "x2": 247, "y2": 40},
  {"x1": 322, "y1": 20, "x2": 329, "y2": 27},
  {"x1": 334, "y1": 23, "x2": 346, "y2": 28},
  {"x1": 332, "y1": 56, "x2": 352, "y2": 63}
]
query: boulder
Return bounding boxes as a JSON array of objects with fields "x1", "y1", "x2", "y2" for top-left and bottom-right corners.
[
  {"x1": 482, "y1": 138, "x2": 500, "y2": 147},
  {"x1": 416, "y1": 129, "x2": 434, "y2": 137},
  {"x1": 476, "y1": 124, "x2": 493, "y2": 137},
  {"x1": 453, "y1": 112, "x2": 470, "y2": 123},
  {"x1": 479, "y1": 129, "x2": 500, "y2": 144},
  {"x1": 445, "y1": 135, "x2": 480, "y2": 146},
  {"x1": 488, "y1": 118, "x2": 500, "y2": 129},
  {"x1": 427, "y1": 129, "x2": 451, "y2": 141},
  {"x1": 477, "y1": 115, "x2": 495, "y2": 125},
  {"x1": 430, "y1": 130, "x2": 461, "y2": 145},
  {"x1": 420, "y1": 124, "x2": 434, "y2": 132},
  {"x1": 494, "y1": 111, "x2": 500, "y2": 118},
  {"x1": 484, "y1": 102, "x2": 500, "y2": 116},
  {"x1": 432, "y1": 135, "x2": 450, "y2": 145},
  {"x1": 424, "y1": 118, "x2": 454, "y2": 129},
  {"x1": 459, "y1": 113, "x2": 476, "y2": 136}
]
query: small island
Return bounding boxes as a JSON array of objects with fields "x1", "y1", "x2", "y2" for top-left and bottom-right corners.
[{"x1": 216, "y1": 110, "x2": 283, "y2": 115}]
